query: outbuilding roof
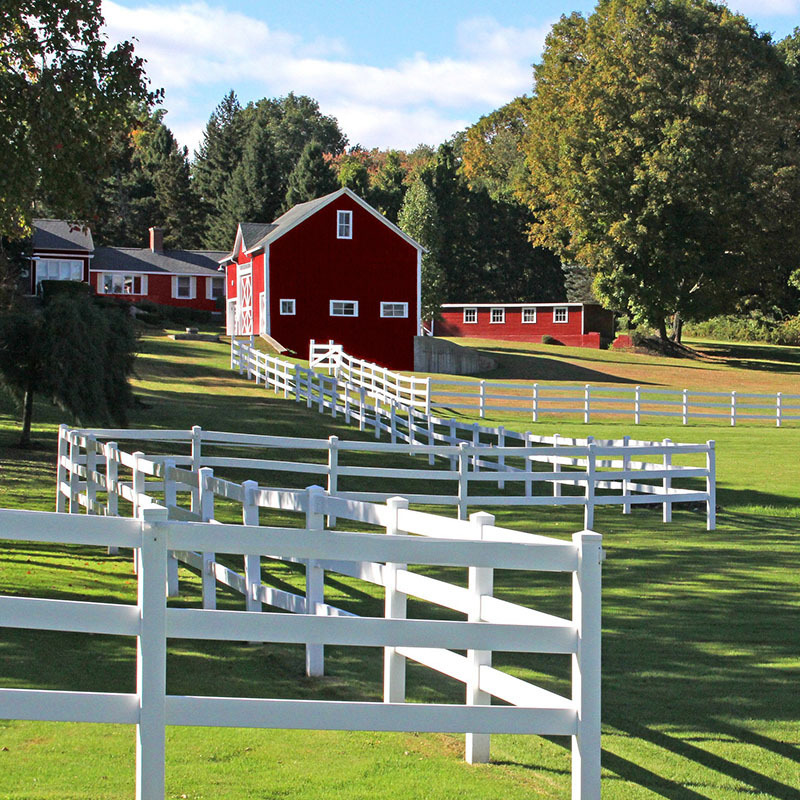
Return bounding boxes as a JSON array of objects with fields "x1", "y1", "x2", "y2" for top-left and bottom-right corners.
[
  {"x1": 91, "y1": 247, "x2": 226, "y2": 275},
  {"x1": 33, "y1": 219, "x2": 94, "y2": 252}
]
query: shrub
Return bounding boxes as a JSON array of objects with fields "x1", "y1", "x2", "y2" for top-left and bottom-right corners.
[
  {"x1": 771, "y1": 316, "x2": 800, "y2": 346},
  {"x1": 541, "y1": 334, "x2": 560, "y2": 345},
  {"x1": 683, "y1": 313, "x2": 775, "y2": 343}
]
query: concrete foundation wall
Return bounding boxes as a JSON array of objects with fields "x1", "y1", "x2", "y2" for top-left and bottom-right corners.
[{"x1": 414, "y1": 336, "x2": 497, "y2": 375}]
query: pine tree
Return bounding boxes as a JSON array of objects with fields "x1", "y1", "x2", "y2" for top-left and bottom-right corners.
[
  {"x1": 368, "y1": 150, "x2": 407, "y2": 222},
  {"x1": 284, "y1": 141, "x2": 339, "y2": 209}
]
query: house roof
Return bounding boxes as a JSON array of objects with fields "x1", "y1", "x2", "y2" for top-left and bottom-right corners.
[
  {"x1": 33, "y1": 219, "x2": 94, "y2": 252},
  {"x1": 91, "y1": 247, "x2": 227, "y2": 276},
  {"x1": 220, "y1": 187, "x2": 425, "y2": 264}
]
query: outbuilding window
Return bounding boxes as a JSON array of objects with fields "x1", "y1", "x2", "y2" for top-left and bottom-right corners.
[
  {"x1": 380, "y1": 302, "x2": 408, "y2": 318},
  {"x1": 207, "y1": 276, "x2": 225, "y2": 300},
  {"x1": 490, "y1": 308, "x2": 505, "y2": 324},
  {"x1": 337, "y1": 210, "x2": 352, "y2": 239},
  {"x1": 101, "y1": 273, "x2": 146, "y2": 295},
  {"x1": 554, "y1": 306, "x2": 568, "y2": 323},
  {"x1": 35, "y1": 259, "x2": 83, "y2": 288},
  {"x1": 280, "y1": 299, "x2": 296, "y2": 315},
  {"x1": 330, "y1": 300, "x2": 358, "y2": 317},
  {"x1": 463, "y1": 307, "x2": 477, "y2": 324},
  {"x1": 522, "y1": 307, "x2": 537, "y2": 324}
]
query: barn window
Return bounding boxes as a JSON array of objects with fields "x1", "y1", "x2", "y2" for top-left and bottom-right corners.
[
  {"x1": 35, "y1": 259, "x2": 83, "y2": 288},
  {"x1": 380, "y1": 302, "x2": 408, "y2": 318},
  {"x1": 207, "y1": 276, "x2": 225, "y2": 300},
  {"x1": 490, "y1": 308, "x2": 505, "y2": 324},
  {"x1": 463, "y1": 307, "x2": 477, "y2": 324},
  {"x1": 522, "y1": 307, "x2": 537, "y2": 323},
  {"x1": 337, "y1": 210, "x2": 353, "y2": 239},
  {"x1": 554, "y1": 306, "x2": 569, "y2": 323},
  {"x1": 101, "y1": 273, "x2": 146, "y2": 295},
  {"x1": 280, "y1": 299, "x2": 296, "y2": 315},
  {"x1": 330, "y1": 300, "x2": 358, "y2": 317}
]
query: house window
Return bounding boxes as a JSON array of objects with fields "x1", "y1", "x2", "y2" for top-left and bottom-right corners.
[
  {"x1": 174, "y1": 276, "x2": 193, "y2": 299},
  {"x1": 337, "y1": 210, "x2": 352, "y2": 239},
  {"x1": 330, "y1": 300, "x2": 358, "y2": 317},
  {"x1": 490, "y1": 307, "x2": 505, "y2": 324},
  {"x1": 101, "y1": 273, "x2": 146, "y2": 295},
  {"x1": 207, "y1": 276, "x2": 225, "y2": 300},
  {"x1": 280, "y1": 299, "x2": 296, "y2": 315},
  {"x1": 522, "y1": 307, "x2": 537, "y2": 324},
  {"x1": 554, "y1": 306, "x2": 569, "y2": 323},
  {"x1": 380, "y1": 302, "x2": 408, "y2": 318},
  {"x1": 35, "y1": 259, "x2": 82, "y2": 288},
  {"x1": 463, "y1": 307, "x2": 477, "y2": 324}
]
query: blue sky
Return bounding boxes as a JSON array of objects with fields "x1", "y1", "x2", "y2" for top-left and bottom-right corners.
[{"x1": 103, "y1": 0, "x2": 800, "y2": 156}]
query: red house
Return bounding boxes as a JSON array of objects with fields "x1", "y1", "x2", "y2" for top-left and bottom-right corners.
[
  {"x1": 29, "y1": 219, "x2": 226, "y2": 312},
  {"x1": 436, "y1": 302, "x2": 615, "y2": 348},
  {"x1": 220, "y1": 188, "x2": 423, "y2": 370}
]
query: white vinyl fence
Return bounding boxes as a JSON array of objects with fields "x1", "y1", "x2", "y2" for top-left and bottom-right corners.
[
  {"x1": 1, "y1": 478, "x2": 602, "y2": 798},
  {"x1": 231, "y1": 340, "x2": 716, "y2": 529}
]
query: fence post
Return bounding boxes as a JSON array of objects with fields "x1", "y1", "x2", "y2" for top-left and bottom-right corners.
[
  {"x1": 662, "y1": 438, "x2": 672, "y2": 523},
  {"x1": 163, "y1": 459, "x2": 179, "y2": 598},
  {"x1": 305, "y1": 485, "x2": 325, "y2": 677},
  {"x1": 294, "y1": 364, "x2": 301, "y2": 403},
  {"x1": 359, "y1": 387, "x2": 366, "y2": 431},
  {"x1": 390, "y1": 401, "x2": 397, "y2": 444},
  {"x1": 572, "y1": 530, "x2": 603, "y2": 800},
  {"x1": 496, "y1": 426, "x2": 505, "y2": 490},
  {"x1": 622, "y1": 436, "x2": 631, "y2": 515},
  {"x1": 553, "y1": 434, "x2": 562, "y2": 498},
  {"x1": 529, "y1": 383, "x2": 538, "y2": 423},
  {"x1": 730, "y1": 391, "x2": 737, "y2": 427},
  {"x1": 524, "y1": 432, "x2": 533, "y2": 499},
  {"x1": 344, "y1": 382, "x2": 352, "y2": 424},
  {"x1": 242, "y1": 480, "x2": 262, "y2": 613},
  {"x1": 472, "y1": 423, "x2": 480, "y2": 471},
  {"x1": 56, "y1": 425, "x2": 69, "y2": 513},
  {"x1": 479, "y1": 380, "x2": 486, "y2": 419},
  {"x1": 584, "y1": 443, "x2": 597, "y2": 530},
  {"x1": 327, "y1": 436, "x2": 339, "y2": 527},
  {"x1": 425, "y1": 377, "x2": 432, "y2": 417},
  {"x1": 374, "y1": 394, "x2": 382, "y2": 440},
  {"x1": 448, "y1": 420, "x2": 458, "y2": 470},
  {"x1": 198, "y1": 466, "x2": 216, "y2": 610},
  {"x1": 190, "y1": 426, "x2": 202, "y2": 515},
  {"x1": 68, "y1": 433, "x2": 79, "y2": 514},
  {"x1": 457, "y1": 442, "x2": 470, "y2": 520},
  {"x1": 384, "y1": 496, "x2": 410, "y2": 704},
  {"x1": 682, "y1": 389, "x2": 689, "y2": 425},
  {"x1": 634, "y1": 386, "x2": 641, "y2": 425},
  {"x1": 85, "y1": 434, "x2": 97, "y2": 514},
  {"x1": 106, "y1": 442, "x2": 120, "y2": 555},
  {"x1": 132, "y1": 451, "x2": 145, "y2": 522},
  {"x1": 136, "y1": 506, "x2": 169, "y2": 800},
  {"x1": 427, "y1": 412, "x2": 435, "y2": 466},
  {"x1": 466, "y1": 510, "x2": 495, "y2": 764},
  {"x1": 584, "y1": 384, "x2": 591, "y2": 424},
  {"x1": 706, "y1": 441, "x2": 716, "y2": 531},
  {"x1": 318, "y1": 375, "x2": 325, "y2": 414},
  {"x1": 776, "y1": 392, "x2": 782, "y2": 428}
]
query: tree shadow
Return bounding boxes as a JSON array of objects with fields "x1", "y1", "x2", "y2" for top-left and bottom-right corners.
[{"x1": 694, "y1": 342, "x2": 800, "y2": 374}]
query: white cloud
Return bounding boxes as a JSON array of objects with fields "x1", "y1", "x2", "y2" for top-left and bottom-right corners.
[
  {"x1": 102, "y1": 1, "x2": 548, "y2": 152},
  {"x1": 726, "y1": 0, "x2": 800, "y2": 15}
]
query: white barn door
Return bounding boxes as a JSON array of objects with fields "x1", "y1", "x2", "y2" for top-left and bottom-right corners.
[{"x1": 237, "y1": 267, "x2": 253, "y2": 335}]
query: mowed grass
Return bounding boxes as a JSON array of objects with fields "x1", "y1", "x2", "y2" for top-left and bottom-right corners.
[{"x1": 0, "y1": 332, "x2": 799, "y2": 799}]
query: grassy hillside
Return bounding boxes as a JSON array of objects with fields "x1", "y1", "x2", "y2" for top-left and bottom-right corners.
[{"x1": 0, "y1": 333, "x2": 798, "y2": 799}]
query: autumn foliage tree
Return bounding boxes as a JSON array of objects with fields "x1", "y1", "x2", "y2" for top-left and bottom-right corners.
[{"x1": 524, "y1": 0, "x2": 800, "y2": 339}]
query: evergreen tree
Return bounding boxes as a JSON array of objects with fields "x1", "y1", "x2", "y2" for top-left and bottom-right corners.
[
  {"x1": 284, "y1": 141, "x2": 339, "y2": 209},
  {"x1": 398, "y1": 178, "x2": 445, "y2": 321},
  {"x1": 368, "y1": 150, "x2": 408, "y2": 222}
]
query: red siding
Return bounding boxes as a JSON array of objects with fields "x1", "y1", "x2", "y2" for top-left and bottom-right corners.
[
  {"x1": 437, "y1": 305, "x2": 613, "y2": 349},
  {"x1": 88, "y1": 272, "x2": 221, "y2": 311},
  {"x1": 267, "y1": 197, "x2": 417, "y2": 369}
]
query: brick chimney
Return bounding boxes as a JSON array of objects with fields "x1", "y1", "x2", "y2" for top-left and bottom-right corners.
[{"x1": 149, "y1": 226, "x2": 164, "y2": 253}]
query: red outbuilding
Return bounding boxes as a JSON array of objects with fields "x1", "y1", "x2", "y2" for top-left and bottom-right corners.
[
  {"x1": 220, "y1": 188, "x2": 423, "y2": 370},
  {"x1": 436, "y1": 302, "x2": 615, "y2": 348},
  {"x1": 29, "y1": 219, "x2": 226, "y2": 312}
]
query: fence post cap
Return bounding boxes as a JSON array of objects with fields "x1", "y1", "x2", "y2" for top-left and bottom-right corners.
[
  {"x1": 469, "y1": 510, "x2": 495, "y2": 526},
  {"x1": 574, "y1": 529, "x2": 603, "y2": 543},
  {"x1": 140, "y1": 506, "x2": 169, "y2": 523},
  {"x1": 387, "y1": 496, "x2": 410, "y2": 509}
]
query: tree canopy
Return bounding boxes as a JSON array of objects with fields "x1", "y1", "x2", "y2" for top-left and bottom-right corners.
[
  {"x1": 524, "y1": 0, "x2": 800, "y2": 337},
  {"x1": 284, "y1": 141, "x2": 339, "y2": 209}
]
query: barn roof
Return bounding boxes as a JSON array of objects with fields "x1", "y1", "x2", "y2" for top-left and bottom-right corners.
[
  {"x1": 33, "y1": 219, "x2": 94, "y2": 252},
  {"x1": 239, "y1": 222, "x2": 276, "y2": 251},
  {"x1": 92, "y1": 247, "x2": 226, "y2": 275}
]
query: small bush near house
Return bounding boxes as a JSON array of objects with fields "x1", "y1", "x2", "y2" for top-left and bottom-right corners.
[{"x1": 541, "y1": 334, "x2": 560, "y2": 344}]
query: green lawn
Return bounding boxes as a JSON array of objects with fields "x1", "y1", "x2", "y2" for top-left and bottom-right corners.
[{"x1": 0, "y1": 333, "x2": 799, "y2": 799}]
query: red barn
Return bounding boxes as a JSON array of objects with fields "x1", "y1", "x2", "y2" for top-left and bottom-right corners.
[
  {"x1": 29, "y1": 220, "x2": 226, "y2": 312},
  {"x1": 436, "y1": 302, "x2": 615, "y2": 348},
  {"x1": 220, "y1": 188, "x2": 423, "y2": 370}
]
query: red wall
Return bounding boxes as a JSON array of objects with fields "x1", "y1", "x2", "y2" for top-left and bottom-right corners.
[
  {"x1": 437, "y1": 306, "x2": 612, "y2": 349},
  {"x1": 89, "y1": 272, "x2": 220, "y2": 311}
]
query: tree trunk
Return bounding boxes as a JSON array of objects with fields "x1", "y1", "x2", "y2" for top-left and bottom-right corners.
[
  {"x1": 658, "y1": 319, "x2": 669, "y2": 341},
  {"x1": 671, "y1": 312, "x2": 683, "y2": 343},
  {"x1": 19, "y1": 387, "x2": 34, "y2": 447}
]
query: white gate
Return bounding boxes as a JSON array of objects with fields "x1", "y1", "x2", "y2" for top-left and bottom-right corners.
[{"x1": 237, "y1": 268, "x2": 253, "y2": 335}]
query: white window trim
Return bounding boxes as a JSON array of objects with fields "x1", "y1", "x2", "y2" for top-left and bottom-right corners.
[
  {"x1": 490, "y1": 307, "x2": 505, "y2": 324},
  {"x1": 280, "y1": 299, "x2": 296, "y2": 315},
  {"x1": 330, "y1": 299, "x2": 358, "y2": 317},
  {"x1": 206, "y1": 275, "x2": 225, "y2": 300},
  {"x1": 99, "y1": 272, "x2": 148, "y2": 296},
  {"x1": 380, "y1": 301, "x2": 408, "y2": 318},
  {"x1": 337, "y1": 210, "x2": 353, "y2": 240},
  {"x1": 522, "y1": 307, "x2": 537, "y2": 324},
  {"x1": 172, "y1": 275, "x2": 196, "y2": 300},
  {"x1": 554, "y1": 306, "x2": 569, "y2": 323},
  {"x1": 463, "y1": 307, "x2": 478, "y2": 324}
]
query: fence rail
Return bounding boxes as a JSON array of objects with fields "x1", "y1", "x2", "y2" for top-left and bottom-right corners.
[
  {"x1": 231, "y1": 340, "x2": 716, "y2": 529},
  {"x1": 3, "y1": 463, "x2": 603, "y2": 798}
]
